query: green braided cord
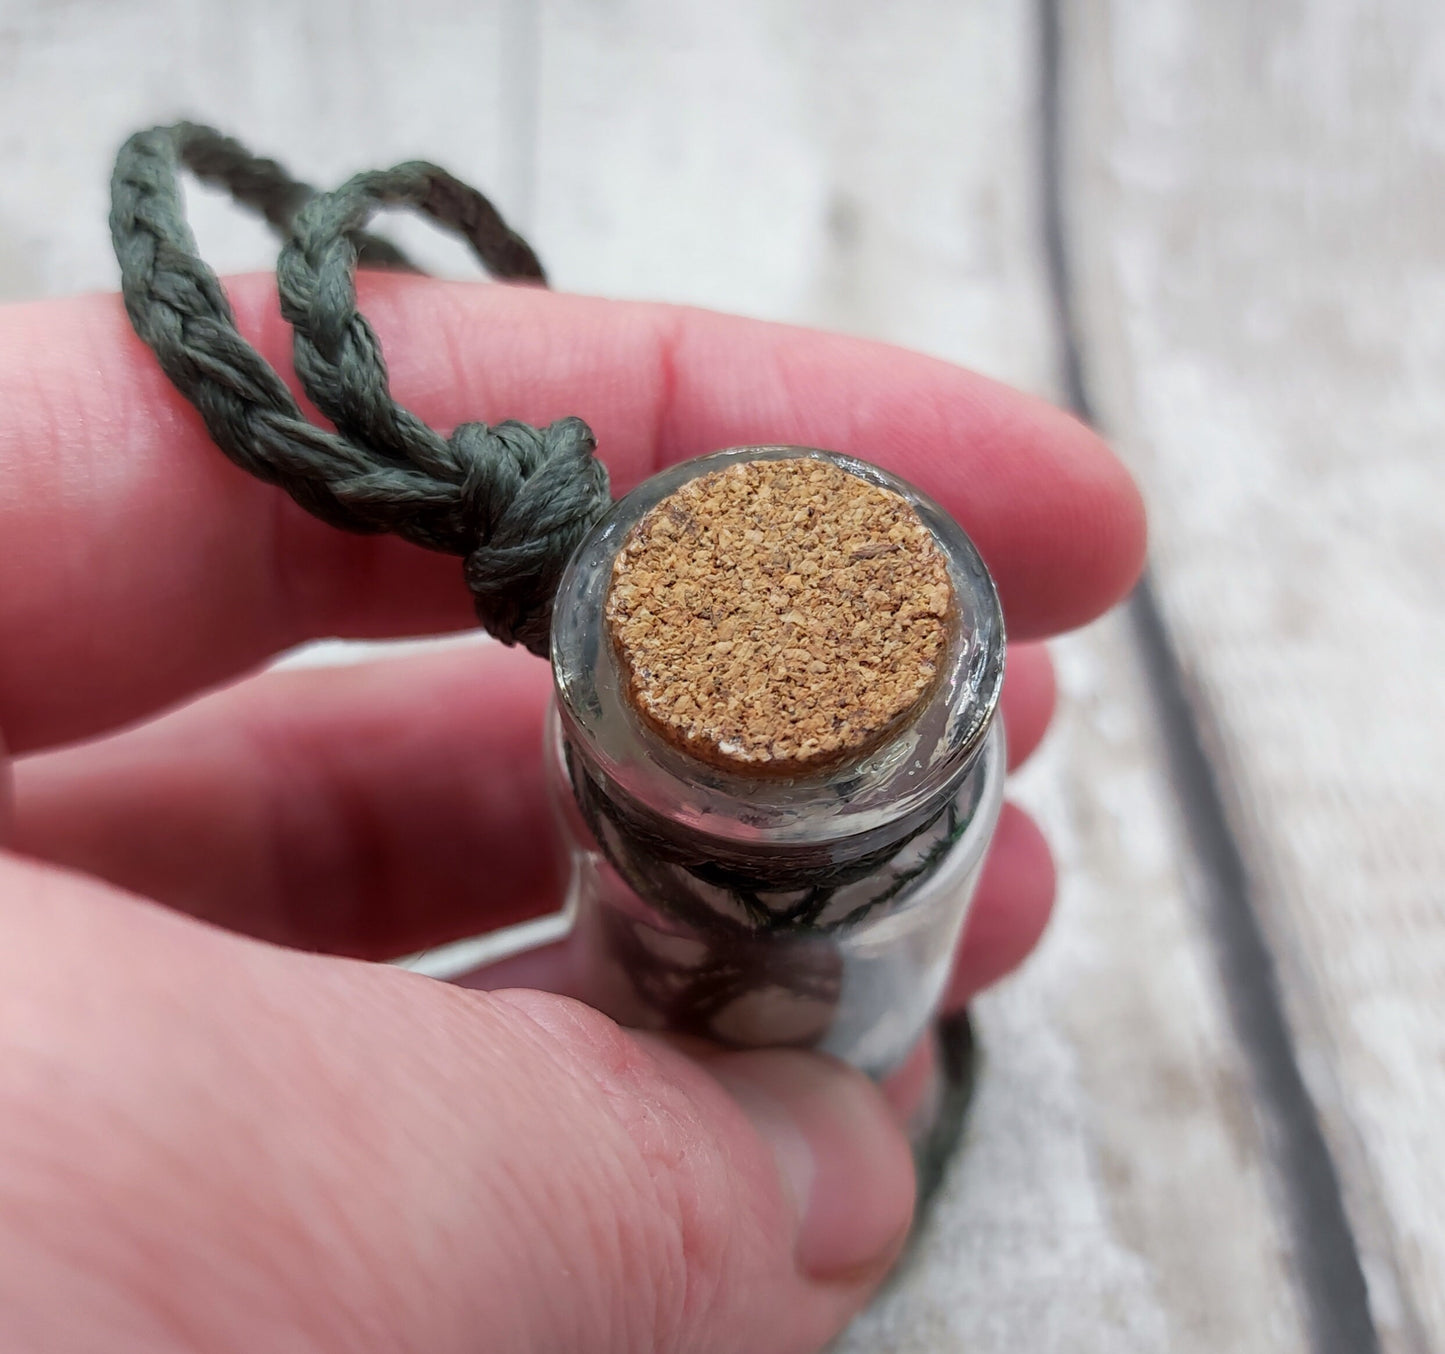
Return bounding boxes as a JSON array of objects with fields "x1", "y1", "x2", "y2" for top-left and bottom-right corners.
[{"x1": 110, "y1": 122, "x2": 611, "y2": 655}]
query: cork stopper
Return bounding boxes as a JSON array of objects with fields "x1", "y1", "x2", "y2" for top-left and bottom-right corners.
[{"x1": 604, "y1": 457, "x2": 954, "y2": 775}]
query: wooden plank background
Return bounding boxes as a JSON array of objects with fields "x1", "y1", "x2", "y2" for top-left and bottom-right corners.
[
  {"x1": 0, "y1": 1, "x2": 1437, "y2": 1350},
  {"x1": 1069, "y1": 3, "x2": 1444, "y2": 1350}
]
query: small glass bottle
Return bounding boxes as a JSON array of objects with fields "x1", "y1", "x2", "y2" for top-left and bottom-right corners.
[{"x1": 548, "y1": 446, "x2": 1006, "y2": 1107}]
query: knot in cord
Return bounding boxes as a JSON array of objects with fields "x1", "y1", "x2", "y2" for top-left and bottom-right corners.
[
  {"x1": 453, "y1": 417, "x2": 611, "y2": 652},
  {"x1": 110, "y1": 123, "x2": 611, "y2": 657}
]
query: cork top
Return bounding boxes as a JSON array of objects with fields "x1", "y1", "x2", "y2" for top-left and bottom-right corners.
[{"x1": 604, "y1": 457, "x2": 954, "y2": 774}]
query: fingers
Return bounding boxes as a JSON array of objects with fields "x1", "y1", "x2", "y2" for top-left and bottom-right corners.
[
  {"x1": 941, "y1": 803, "x2": 1057, "y2": 1009},
  {"x1": 1002, "y1": 641, "x2": 1056, "y2": 770},
  {"x1": 0, "y1": 275, "x2": 1143, "y2": 753},
  {"x1": 12, "y1": 639, "x2": 563, "y2": 959},
  {"x1": 13, "y1": 640, "x2": 1057, "y2": 958},
  {"x1": 0, "y1": 852, "x2": 911, "y2": 1354},
  {"x1": 0, "y1": 278, "x2": 471, "y2": 757}
]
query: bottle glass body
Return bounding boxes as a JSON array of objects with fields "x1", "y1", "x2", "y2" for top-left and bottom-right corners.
[{"x1": 549, "y1": 446, "x2": 1007, "y2": 1082}]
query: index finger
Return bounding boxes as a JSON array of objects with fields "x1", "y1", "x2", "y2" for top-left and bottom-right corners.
[{"x1": 0, "y1": 273, "x2": 1144, "y2": 754}]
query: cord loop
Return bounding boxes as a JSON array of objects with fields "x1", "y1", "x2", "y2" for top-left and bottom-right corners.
[{"x1": 110, "y1": 122, "x2": 610, "y2": 656}]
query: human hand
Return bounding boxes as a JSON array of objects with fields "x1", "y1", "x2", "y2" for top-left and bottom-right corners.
[{"x1": 0, "y1": 275, "x2": 1145, "y2": 1354}]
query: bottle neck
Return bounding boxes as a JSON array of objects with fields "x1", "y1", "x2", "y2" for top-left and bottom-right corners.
[{"x1": 558, "y1": 714, "x2": 1001, "y2": 934}]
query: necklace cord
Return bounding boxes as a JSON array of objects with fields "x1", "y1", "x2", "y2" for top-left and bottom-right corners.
[{"x1": 109, "y1": 122, "x2": 611, "y2": 655}]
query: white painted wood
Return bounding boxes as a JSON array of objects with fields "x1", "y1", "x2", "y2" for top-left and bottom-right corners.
[
  {"x1": 0, "y1": 1, "x2": 1318, "y2": 1347},
  {"x1": 0, "y1": 0, "x2": 522, "y2": 301},
  {"x1": 532, "y1": 0, "x2": 1058, "y2": 392},
  {"x1": 843, "y1": 615, "x2": 1306, "y2": 1353},
  {"x1": 1069, "y1": 2, "x2": 1445, "y2": 1348}
]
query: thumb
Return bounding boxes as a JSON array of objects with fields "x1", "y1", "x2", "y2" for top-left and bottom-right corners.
[
  {"x1": 0, "y1": 854, "x2": 914, "y2": 1354},
  {"x1": 465, "y1": 990, "x2": 917, "y2": 1352}
]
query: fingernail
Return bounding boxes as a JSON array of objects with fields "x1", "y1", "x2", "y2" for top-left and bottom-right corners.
[{"x1": 710, "y1": 1049, "x2": 915, "y2": 1280}]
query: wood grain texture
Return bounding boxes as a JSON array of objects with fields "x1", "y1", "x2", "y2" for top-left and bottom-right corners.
[
  {"x1": 532, "y1": 0, "x2": 1059, "y2": 391},
  {"x1": 0, "y1": 0, "x2": 1348, "y2": 1348},
  {"x1": 845, "y1": 615, "x2": 1306, "y2": 1353},
  {"x1": 0, "y1": 0, "x2": 522, "y2": 299},
  {"x1": 1068, "y1": 2, "x2": 1445, "y2": 1349}
]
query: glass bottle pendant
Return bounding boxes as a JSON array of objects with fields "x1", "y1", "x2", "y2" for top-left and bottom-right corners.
[{"x1": 548, "y1": 447, "x2": 1006, "y2": 1142}]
